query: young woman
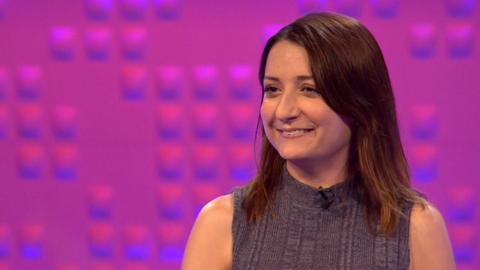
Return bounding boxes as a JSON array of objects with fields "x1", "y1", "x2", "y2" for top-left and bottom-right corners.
[{"x1": 182, "y1": 12, "x2": 455, "y2": 270}]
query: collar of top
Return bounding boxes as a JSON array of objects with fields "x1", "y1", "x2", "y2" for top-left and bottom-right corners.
[{"x1": 280, "y1": 164, "x2": 352, "y2": 210}]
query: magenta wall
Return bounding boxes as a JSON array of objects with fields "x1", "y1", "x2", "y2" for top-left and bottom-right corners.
[{"x1": 0, "y1": 0, "x2": 478, "y2": 269}]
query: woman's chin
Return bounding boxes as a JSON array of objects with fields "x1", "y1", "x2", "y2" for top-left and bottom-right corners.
[{"x1": 277, "y1": 150, "x2": 309, "y2": 161}]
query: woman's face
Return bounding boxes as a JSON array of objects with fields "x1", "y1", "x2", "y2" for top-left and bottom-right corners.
[{"x1": 260, "y1": 40, "x2": 352, "y2": 165}]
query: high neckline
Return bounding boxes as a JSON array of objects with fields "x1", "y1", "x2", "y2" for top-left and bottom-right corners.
[{"x1": 280, "y1": 164, "x2": 352, "y2": 210}]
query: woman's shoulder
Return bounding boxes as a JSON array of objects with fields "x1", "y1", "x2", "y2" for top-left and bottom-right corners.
[
  {"x1": 410, "y1": 200, "x2": 443, "y2": 224},
  {"x1": 194, "y1": 182, "x2": 252, "y2": 234},
  {"x1": 192, "y1": 193, "x2": 235, "y2": 237},
  {"x1": 193, "y1": 180, "x2": 253, "y2": 224},
  {"x1": 201, "y1": 193, "x2": 235, "y2": 219},
  {"x1": 408, "y1": 200, "x2": 456, "y2": 270},
  {"x1": 408, "y1": 200, "x2": 447, "y2": 238},
  {"x1": 409, "y1": 200, "x2": 449, "y2": 241},
  {"x1": 182, "y1": 193, "x2": 234, "y2": 270}
]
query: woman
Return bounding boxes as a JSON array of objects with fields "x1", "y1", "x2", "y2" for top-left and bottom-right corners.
[{"x1": 182, "y1": 12, "x2": 455, "y2": 270}]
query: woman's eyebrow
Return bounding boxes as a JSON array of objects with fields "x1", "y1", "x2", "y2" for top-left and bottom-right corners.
[
  {"x1": 264, "y1": 75, "x2": 314, "y2": 82},
  {"x1": 264, "y1": 76, "x2": 281, "y2": 82},
  {"x1": 296, "y1": 75, "x2": 314, "y2": 81}
]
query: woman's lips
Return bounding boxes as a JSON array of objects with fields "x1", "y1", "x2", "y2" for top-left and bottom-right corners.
[{"x1": 277, "y1": 128, "x2": 314, "y2": 139}]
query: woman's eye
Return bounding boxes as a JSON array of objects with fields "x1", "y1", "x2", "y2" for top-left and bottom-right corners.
[
  {"x1": 263, "y1": 86, "x2": 279, "y2": 93},
  {"x1": 302, "y1": 86, "x2": 318, "y2": 92}
]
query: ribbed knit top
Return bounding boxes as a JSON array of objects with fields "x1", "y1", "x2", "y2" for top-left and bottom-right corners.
[{"x1": 231, "y1": 165, "x2": 412, "y2": 270}]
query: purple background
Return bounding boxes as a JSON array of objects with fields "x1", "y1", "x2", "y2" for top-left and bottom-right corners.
[{"x1": 0, "y1": 0, "x2": 478, "y2": 269}]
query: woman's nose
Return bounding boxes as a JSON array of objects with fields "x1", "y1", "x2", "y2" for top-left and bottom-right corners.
[{"x1": 275, "y1": 92, "x2": 300, "y2": 122}]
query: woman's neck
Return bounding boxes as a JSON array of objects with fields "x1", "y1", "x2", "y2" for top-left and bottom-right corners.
[{"x1": 285, "y1": 159, "x2": 347, "y2": 189}]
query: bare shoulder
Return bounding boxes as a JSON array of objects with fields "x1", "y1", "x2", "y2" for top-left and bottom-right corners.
[
  {"x1": 409, "y1": 201, "x2": 456, "y2": 270},
  {"x1": 203, "y1": 193, "x2": 235, "y2": 215},
  {"x1": 182, "y1": 194, "x2": 234, "y2": 270},
  {"x1": 410, "y1": 202, "x2": 444, "y2": 227}
]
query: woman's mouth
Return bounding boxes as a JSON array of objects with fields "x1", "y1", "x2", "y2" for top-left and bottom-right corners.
[{"x1": 277, "y1": 128, "x2": 314, "y2": 138}]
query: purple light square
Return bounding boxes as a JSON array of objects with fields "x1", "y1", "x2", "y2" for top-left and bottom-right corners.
[
  {"x1": 121, "y1": 65, "x2": 147, "y2": 100},
  {"x1": 85, "y1": 27, "x2": 112, "y2": 60},
  {"x1": 447, "y1": 186, "x2": 476, "y2": 222},
  {"x1": 228, "y1": 144, "x2": 255, "y2": 182},
  {"x1": 0, "y1": 0, "x2": 5, "y2": 20},
  {"x1": 17, "y1": 103, "x2": 43, "y2": 139},
  {"x1": 191, "y1": 102, "x2": 219, "y2": 140},
  {"x1": 334, "y1": 0, "x2": 363, "y2": 17},
  {"x1": 155, "y1": 103, "x2": 184, "y2": 140},
  {"x1": 85, "y1": 0, "x2": 113, "y2": 20},
  {"x1": 120, "y1": 0, "x2": 147, "y2": 20},
  {"x1": 156, "y1": 144, "x2": 185, "y2": 180},
  {"x1": 121, "y1": 26, "x2": 147, "y2": 59},
  {"x1": 446, "y1": 0, "x2": 475, "y2": 17},
  {"x1": 17, "y1": 143, "x2": 44, "y2": 179},
  {"x1": 16, "y1": 65, "x2": 42, "y2": 100},
  {"x1": 157, "y1": 222, "x2": 186, "y2": 245},
  {"x1": 192, "y1": 65, "x2": 218, "y2": 100},
  {"x1": 19, "y1": 224, "x2": 44, "y2": 259},
  {"x1": 410, "y1": 144, "x2": 438, "y2": 182},
  {"x1": 296, "y1": 0, "x2": 329, "y2": 15},
  {"x1": 88, "y1": 223, "x2": 114, "y2": 258},
  {"x1": 227, "y1": 102, "x2": 255, "y2": 140},
  {"x1": 50, "y1": 26, "x2": 76, "y2": 60},
  {"x1": 154, "y1": 0, "x2": 180, "y2": 20},
  {"x1": 370, "y1": 0, "x2": 399, "y2": 18},
  {"x1": 0, "y1": 224, "x2": 11, "y2": 258},
  {"x1": 410, "y1": 23, "x2": 437, "y2": 59},
  {"x1": 53, "y1": 143, "x2": 77, "y2": 180},
  {"x1": 51, "y1": 105, "x2": 78, "y2": 140},
  {"x1": 156, "y1": 184, "x2": 186, "y2": 220},
  {"x1": 87, "y1": 185, "x2": 113, "y2": 219},
  {"x1": 122, "y1": 225, "x2": 151, "y2": 260},
  {"x1": 191, "y1": 144, "x2": 220, "y2": 181},
  {"x1": 450, "y1": 225, "x2": 477, "y2": 263},
  {"x1": 410, "y1": 104, "x2": 437, "y2": 140},
  {"x1": 446, "y1": 23, "x2": 474, "y2": 58},
  {"x1": 155, "y1": 66, "x2": 184, "y2": 100},
  {"x1": 228, "y1": 65, "x2": 254, "y2": 101},
  {"x1": 158, "y1": 244, "x2": 183, "y2": 262}
]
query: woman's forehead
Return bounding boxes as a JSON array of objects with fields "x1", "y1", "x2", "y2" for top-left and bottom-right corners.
[{"x1": 265, "y1": 41, "x2": 313, "y2": 81}]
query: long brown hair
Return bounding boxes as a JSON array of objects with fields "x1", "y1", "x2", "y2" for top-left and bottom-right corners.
[{"x1": 243, "y1": 12, "x2": 424, "y2": 234}]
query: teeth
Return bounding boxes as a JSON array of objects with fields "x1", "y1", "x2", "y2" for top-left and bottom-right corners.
[{"x1": 282, "y1": 129, "x2": 311, "y2": 135}]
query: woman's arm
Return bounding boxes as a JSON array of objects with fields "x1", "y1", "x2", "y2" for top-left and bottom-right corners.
[
  {"x1": 182, "y1": 194, "x2": 234, "y2": 270},
  {"x1": 409, "y1": 202, "x2": 456, "y2": 270}
]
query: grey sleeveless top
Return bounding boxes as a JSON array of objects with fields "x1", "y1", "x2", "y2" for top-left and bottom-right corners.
[{"x1": 231, "y1": 166, "x2": 413, "y2": 270}]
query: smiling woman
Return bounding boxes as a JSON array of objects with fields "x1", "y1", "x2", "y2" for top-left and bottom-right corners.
[
  {"x1": 182, "y1": 12, "x2": 455, "y2": 270},
  {"x1": 260, "y1": 40, "x2": 352, "y2": 189}
]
